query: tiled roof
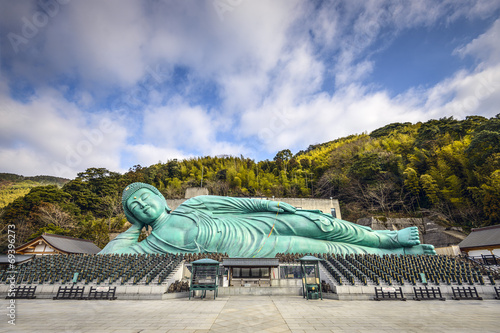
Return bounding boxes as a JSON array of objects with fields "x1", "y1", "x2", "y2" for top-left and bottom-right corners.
[
  {"x1": 16, "y1": 234, "x2": 101, "y2": 254},
  {"x1": 458, "y1": 225, "x2": 500, "y2": 249},
  {"x1": 0, "y1": 254, "x2": 34, "y2": 264},
  {"x1": 41, "y1": 234, "x2": 101, "y2": 254}
]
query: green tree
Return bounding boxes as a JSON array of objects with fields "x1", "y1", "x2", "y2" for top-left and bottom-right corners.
[
  {"x1": 480, "y1": 170, "x2": 500, "y2": 225},
  {"x1": 403, "y1": 167, "x2": 420, "y2": 196},
  {"x1": 420, "y1": 174, "x2": 440, "y2": 205},
  {"x1": 466, "y1": 131, "x2": 500, "y2": 167}
]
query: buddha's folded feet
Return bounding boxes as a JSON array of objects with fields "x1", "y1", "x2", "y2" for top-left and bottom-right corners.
[{"x1": 397, "y1": 226, "x2": 420, "y2": 247}]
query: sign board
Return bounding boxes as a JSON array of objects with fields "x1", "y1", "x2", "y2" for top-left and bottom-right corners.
[
  {"x1": 382, "y1": 287, "x2": 396, "y2": 292},
  {"x1": 96, "y1": 287, "x2": 109, "y2": 292}
]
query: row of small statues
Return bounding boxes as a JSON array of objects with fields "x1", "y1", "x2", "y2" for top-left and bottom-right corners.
[
  {"x1": 167, "y1": 281, "x2": 189, "y2": 293},
  {"x1": 183, "y1": 253, "x2": 229, "y2": 263},
  {"x1": 321, "y1": 280, "x2": 333, "y2": 293},
  {"x1": 182, "y1": 252, "x2": 326, "y2": 263},
  {"x1": 275, "y1": 252, "x2": 328, "y2": 263},
  {"x1": 182, "y1": 252, "x2": 329, "y2": 263}
]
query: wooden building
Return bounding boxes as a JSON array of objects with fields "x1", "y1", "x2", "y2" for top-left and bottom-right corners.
[
  {"x1": 222, "y1": 258, "x2": 280, "y2": 287},
  {"x1": 0, "y1": 254, "x2": 34, "y2": 268},
  {"x1": 15, "y1": 234, "x2": 101, "y2": 255},
  {"x1": 458, "y1": 224, "x2": 500, "y2": 257}
]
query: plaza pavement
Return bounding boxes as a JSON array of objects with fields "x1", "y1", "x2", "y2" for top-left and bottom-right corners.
[{"x1": 2, "y1": 296, "x2": 500, "y2": 333}]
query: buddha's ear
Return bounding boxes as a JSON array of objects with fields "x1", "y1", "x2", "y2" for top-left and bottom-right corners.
[{"x1": 163, "y1": 198, "x2": 172, "y2": 213}]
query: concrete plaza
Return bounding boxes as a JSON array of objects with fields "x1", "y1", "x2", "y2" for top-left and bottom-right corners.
[{"x1": 2, "y1": 296, "x2": 499, "y2": 332}]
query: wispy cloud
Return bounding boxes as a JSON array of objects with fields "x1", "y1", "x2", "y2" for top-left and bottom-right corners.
[{"x1": 0, "y1": 79, "x2": 127, "y2": 177}]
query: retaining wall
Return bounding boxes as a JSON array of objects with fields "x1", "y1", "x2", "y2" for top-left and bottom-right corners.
[{"x1": 2, "y1": 282, "x2": 497, "y2": 300}]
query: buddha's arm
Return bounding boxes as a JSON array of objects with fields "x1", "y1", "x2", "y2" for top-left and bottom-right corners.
[
  {"x1": 98, "y1": 224, "x2": 143, "y2": 254},
  {"x1": 183, "y1": 195, "x2": 296, "y2": 215}
]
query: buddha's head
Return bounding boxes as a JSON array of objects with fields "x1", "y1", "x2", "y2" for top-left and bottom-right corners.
[{"x1": 122, "y1": 182, "x2": 172, "y2": 226}]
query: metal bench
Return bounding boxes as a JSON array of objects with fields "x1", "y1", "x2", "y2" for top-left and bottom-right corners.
[
  {"x1": 451, "y1": 286, "x2": 482, "y2": 300},
  {"x1": 6, "y1": 286, "x2": 37, "y2": 299},
  {"x1": 53, "y1": 285, "x2": 86, "y2": 300},
  {"x1": 413, "y1": 286, "x2": 446, "y2": 301},
  {"x1": 374, "y1": 287, "x2": 406, "y2": 301},
  {"x1": 86, "y1": 286, "x2": 117, "y2": 300}
]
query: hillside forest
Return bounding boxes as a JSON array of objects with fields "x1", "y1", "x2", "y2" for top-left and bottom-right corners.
[{"x1": 1, "y1": 115, "x2": 499, "y2": 253}]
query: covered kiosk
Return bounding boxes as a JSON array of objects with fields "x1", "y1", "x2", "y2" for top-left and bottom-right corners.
[
  {"x1": 299, "y1": 255, "x2": 323, "y2": 300},
  {"x1": 222, "y1": 258, "x2": 279, "y2": 287},
  {"x1": 189, "y1": 258, "x2": 220, "y2": 299}
]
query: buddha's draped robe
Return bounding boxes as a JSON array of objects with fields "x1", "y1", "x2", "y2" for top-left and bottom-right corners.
[{"x1": 101, "y1": 196, "x2": 404, "y2": 257}]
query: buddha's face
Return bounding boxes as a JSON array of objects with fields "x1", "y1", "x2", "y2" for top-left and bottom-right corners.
[{"x1": 126, "y1": 188, "x2": 165, "y2": 224}]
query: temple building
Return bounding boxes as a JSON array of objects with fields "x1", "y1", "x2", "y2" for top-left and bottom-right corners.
[
  {"x1": 15, "y1": 233, "x2": 101, "y2": 256},
  {"x1": 458, "y1": 224, "x2": 500, "y2": 257}
]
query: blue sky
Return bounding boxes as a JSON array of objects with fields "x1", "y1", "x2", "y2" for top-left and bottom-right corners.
[{"x1": 1, "y1": 0, "x2": 500, "y2": 178}]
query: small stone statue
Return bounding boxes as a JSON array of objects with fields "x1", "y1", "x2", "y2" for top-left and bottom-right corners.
[{"x1": 99, "y1": 183, "x2": 435, "y2": 257}]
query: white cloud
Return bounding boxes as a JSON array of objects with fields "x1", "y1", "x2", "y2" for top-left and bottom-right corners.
[
  {"x1": 454, "y1": 19, "x2": 500, "y2": 67},
  {"x1": 1, "y1": 0, "x2": 150, "y2": 89},
  {"x1": 240, "y1": 84, "x2": 422, "y2": 155},
  {"x1": 421, "y1": 19, "x2": 500, "y2": 118},
  {"x1": 425, "y1": 65, "x2": 500, "y2": 119},
  {"x1": 124, "y1": 144, "x2": 190, "y2": 168},
  {"x1": 238, "y1": 15, "x2": 500, "y2": 155},
  {"x1": 47, "y1": 0, "x2": 149, "y2": 87},
  {"x1": 0, "y1": 80, "x2": 128, "y2": 178},
  {"x1": 244, "y1": 58, "x2": 500, "y2": 155},
  {"x1": 141, "y1": 99, "x2": 245, "y2": 158}
]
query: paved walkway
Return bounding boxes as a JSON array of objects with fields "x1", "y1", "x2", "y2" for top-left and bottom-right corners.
[{"x1": 2, "y1": 296, "x2": 500, "y2": 332}]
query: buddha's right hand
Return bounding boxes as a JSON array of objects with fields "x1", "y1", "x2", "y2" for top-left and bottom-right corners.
[{"x1": 267, "y1": 201, "x2": 296, "y2": 214}]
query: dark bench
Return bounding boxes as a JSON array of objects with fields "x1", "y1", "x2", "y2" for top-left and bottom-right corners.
[
  {"x1": 413, "y1": 286, "x2": 445, "y2": 301},
  {"x1": 6, "y1": 286, "x2": 37, "y2": 299},
  {"x1": 53, "y1": 285, "x2": 86, "y2": 300},
  {"x1": 495, "y1": 286, "x2": 500, "y2": 300},
  {"x1": 86, "y1": 286, "x2": 117, "y2": 300},
  {"x1": 451, "y1": 286, "x2": 482, "y2": 300},
  {"x1": 374, "y1": 287, "x2": 406, "y2": 301}
]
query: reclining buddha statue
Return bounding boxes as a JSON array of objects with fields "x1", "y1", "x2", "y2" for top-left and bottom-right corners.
[{"x1": 99, "y1": 182, "x2": 436, "y2": 257}]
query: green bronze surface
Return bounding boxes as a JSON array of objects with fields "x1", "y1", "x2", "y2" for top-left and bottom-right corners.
[{"x1": 99, "y1": 183, "x2": 436, "y2": 257}]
